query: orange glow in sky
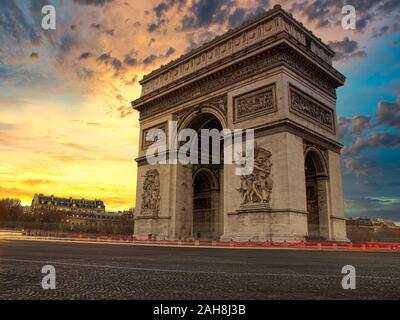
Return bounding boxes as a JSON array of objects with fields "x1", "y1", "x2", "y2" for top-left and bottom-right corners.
[{"x1": 1, "y1": 0, "x2": 398, "y2": 214}]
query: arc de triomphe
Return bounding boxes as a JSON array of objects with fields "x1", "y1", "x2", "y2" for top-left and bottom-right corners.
[{"x1": 131, "y1": 5, "x2": 348, "y2": 242}]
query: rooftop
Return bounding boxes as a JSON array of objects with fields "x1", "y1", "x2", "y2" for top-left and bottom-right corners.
[
  {"x1": 138, "y1": 4, "x2": 336, "y2": 93},
  {"x1": 34, "y1": 194, "x2": 104, "y2": 205}
]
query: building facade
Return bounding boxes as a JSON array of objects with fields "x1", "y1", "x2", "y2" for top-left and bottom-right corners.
[
  {"x1": 64, "y1": 210, "x2": 134, "y2": 234},
  {"x1": 32, "y1": 194, "x2": 105, "y2": 214},
  {"x1": 132, "y1": 5, "x2": 348, "y2": 242},
  {"x1": 347, "y1": 217, "x2": 400, "y2": 243}
]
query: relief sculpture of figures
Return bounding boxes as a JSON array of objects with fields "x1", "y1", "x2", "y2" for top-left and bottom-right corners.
[
  {"x1": 238, "y1": 148, "x2": 273, "y2": 206},
  {"x1": 141, "y1": 169, "x2": 160, "y2": 216}
]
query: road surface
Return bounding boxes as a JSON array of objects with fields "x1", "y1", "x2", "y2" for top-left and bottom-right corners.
[{"x1": 0, "y1": 239, "x2": 399, "y2": 299}]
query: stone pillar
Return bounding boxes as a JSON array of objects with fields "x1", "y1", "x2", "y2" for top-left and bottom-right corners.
[
  {"x1": 327, "y1": 150, "x2": 349, "y2": 241},
  {"x1": 221, "y1": 132, "x2": 309, "y2": 242},
  {"x1": 316, "y1": 177, "x2": 331, "y2": 239}
]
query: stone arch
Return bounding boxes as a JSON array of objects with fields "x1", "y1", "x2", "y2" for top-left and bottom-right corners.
[
  {"x1": 304, "y1": 146, "x2": 328, "y2": 177},
  {"x1": 178, "y1": 105, "x2": 227, "y2": 132},
  {"x1": 304, "y1": 146, "x2": 330, "y2": 240},
  {"x1": 192, "y1": 167, "x2": 221, "y2": 240},
  {"x1": 176, "y1": 110, "x2": 224, "y2": 241},
  {"x1": 193, "y1": 166, "x2": 220, "y2": 191}
]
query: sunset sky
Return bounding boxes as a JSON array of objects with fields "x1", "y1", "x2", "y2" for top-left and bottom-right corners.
[{"x1": 0, "y1": 0, "x2": 399, "y2": 218}]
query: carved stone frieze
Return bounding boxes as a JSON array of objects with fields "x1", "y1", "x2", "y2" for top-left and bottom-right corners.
[
  {"x1": 137, "y1": 45, "x2": 337, "y2": 120},
  {"x1": 234, "y1": 85, "x2": 276, "y2": 123},
  {"x1": 141, "y1": 169, "x2": 161, "y2": 216},
  {"x1": 140, "y1": 9, "x2": 334, "y2": 96},
  {"x1": 289, "y1": 86, "x2": 335, "y2": 133}
]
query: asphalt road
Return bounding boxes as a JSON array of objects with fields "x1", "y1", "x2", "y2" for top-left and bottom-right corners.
[{"x1": 0, "y1": 239, "x2": 399, "y2": 300}]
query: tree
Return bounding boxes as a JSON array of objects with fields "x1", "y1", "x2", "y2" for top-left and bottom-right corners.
[{"x1": 0, "y1": 199, "x2": 23, "y2": 221}]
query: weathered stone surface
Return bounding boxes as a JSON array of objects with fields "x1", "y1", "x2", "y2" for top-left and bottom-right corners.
[{"x1": 132, "y1": 6, "x2": 347, "y2": 242}]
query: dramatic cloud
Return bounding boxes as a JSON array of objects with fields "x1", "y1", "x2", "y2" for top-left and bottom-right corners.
[
  {"x1": 345, "y1": 197, "x2": 400, "y2": 221},
  {"x1": 153, "y1": 0, "x2": 187, "y2": 18},
  {"x1": 76, "y1": 67, "x2": 95, "y2": 79},
  {"x1": 147, "y1": 22, "x2": 163, "y2": 33},
  {"x1": 95, "y1": 53, "x2": 123, "y2": 74},
  {"x1": 339, "y1": 98, "x2": 400, "y2": 140},
  {"x1": 124, "y1": 55, "x2": 138, "y2": 66},
  {"x1": 344, "y1": 157, "x2": 376, "y2": 177},
  {"x1": 165, "y1": 47, "x2": 176, "y2": 57},
  {"x1": 73, "y1": 0, "x2": 115, "y2": 6},
  {"x1": 97, "y1": 53, "x2": 111, "y2": 62},
  {"x1": 288, "y1": 0, "x2": 399, "y2": 33},
  {"x1": 148, "y1": 0, "x2": 188, "y2": 33},
  {"x1": 344, "y1": 132, "x2": 400, "y2": 155},
  {"x1": 181, "y1": 0, "x2": 235, "y2": 29},
  {"x1": 328, "y1": 37, "x2": 366, "y2": 61},
  {"x1": 110, "y1": 58, "x2": 123, "y2": 72},
  {"x1": 338, "y1": 115, "x2": 372, "y2": 139},
  {"x1": 30, "y1": 52, "x2": 40, "y2": 60},
  {"x1": 143, "y1": 54, "x2": 158, "y2": 65},
  {"x1": 376, "y1": 99, "x2": 400, "y2": 129},
  {"x1": 371, "y1": 25, "x2": 390, "y2": 39},
  {"x1": 79, "y1": 52, "x2": 92, "y2": 60},
  {"x1": 0, "y1": 0, "x2": 399, "y2": 213},
  {"x1": 300, "y1": 0, "x2": 332, "y2": 28},
  {"x1": 346, "y1": 197, "x2": 392, "y2": 209},
  {"x1": 340, "y1": 98, "x2": 400, "y2": 181},
  {"x1": 0, "y1": 1, "x2": 41, "y2": 45},
  {"x1": 57, "y1": 34, "x2": 78, "y2": 60},
  {"x1": 90, "y1": 23, "x2": 102, "y2": 29},
  {"x1": 378, "y1": 0, "x2": 400, "y2": 14}
]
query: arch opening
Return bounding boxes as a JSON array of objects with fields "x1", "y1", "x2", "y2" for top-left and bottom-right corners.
[
  {"x1": 304, "y1": 150, "x2": 328, "y2": 240},
  {"x1": 193, "y1": 169, "x2": 220, "y2": 240},
  {"x1": 185, "y1": 112, "x2": 223, "y2": 241}
]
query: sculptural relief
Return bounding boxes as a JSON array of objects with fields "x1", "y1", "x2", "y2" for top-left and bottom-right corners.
[
  {"x1": 234, "y1": 85, "x2": 276, "y2": 122},
  {"x1": 141, "y1": 169, "x2": 161, "y2": 216},
  {"x1": 140, "y1": 12, "x2": 334, "y2": 96},
  {"x1": 289, "y1": 86, "x2": 335, "y2": 132},
  {"x1": 136, "y1": 46, "x2": 338, "y2": 120},
  {"x1": 238, "y1": 148, "x2": 273, "y2": 207}
]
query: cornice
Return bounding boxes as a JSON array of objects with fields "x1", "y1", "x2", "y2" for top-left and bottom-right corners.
[
  {"x1": 133, "y1": 43, "x2": 344, "y2": 120},
  {"x1": 135, "y1": 5, "x2": 342, "y2": 98}
]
